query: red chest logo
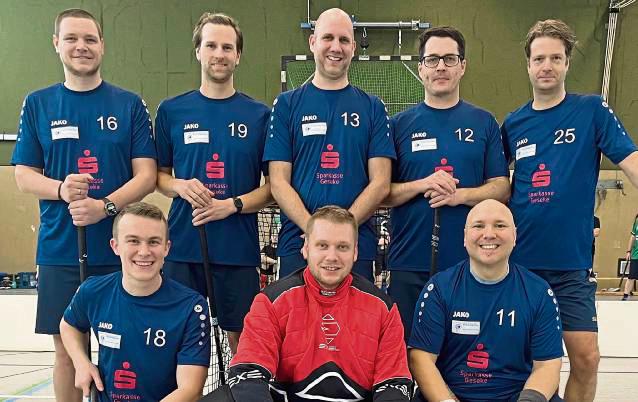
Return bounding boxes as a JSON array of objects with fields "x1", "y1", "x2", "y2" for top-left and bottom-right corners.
[
  {"x1": 320, "y1": 144, "x2": 340, "y2": 169},
  {"x1": 78, "y1": 150, "x2": 98, "y2": 174},
  {"x1": 206, "y1": 153, "x2": 225, "y2": 179},
  {"x1": 434, "y1": 158, "x2": 454, "y2": 176},
  {"x1": 114, "y1": 361, "x2": 137, "y2": 389},
  {"x1": 532, "y1": 163, "x2": 551, "y2": 188},
  {"x1": 467, "y1": 343, "x2": 489, "y2": 369}
]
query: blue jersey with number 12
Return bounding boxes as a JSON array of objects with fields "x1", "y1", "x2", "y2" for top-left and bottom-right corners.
[{"x1": 388, "y1": 101, "x2": 508, "y2": 272}]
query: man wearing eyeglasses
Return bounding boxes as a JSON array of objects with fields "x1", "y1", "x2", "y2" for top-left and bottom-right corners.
[{"x1": 385, "y1": 26, "x2": 510, "y2": 340}]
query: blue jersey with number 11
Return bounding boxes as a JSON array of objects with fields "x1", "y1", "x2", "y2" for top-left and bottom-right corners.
[
  {"x1": 409, "y1": 261, "x2": 563, "y2": 401},
  {"x1": 502, "y1": 94, "x2": 637, "y2": 271}
]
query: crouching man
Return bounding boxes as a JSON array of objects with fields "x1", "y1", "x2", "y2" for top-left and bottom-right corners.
[
  {"x1": 409, "y1": 200, "x2": 563, "y2": 402},
  {"x1": 228, "y1": 205, "x2": 412, "y2": 401},
  {"x1": 60, "y1": 202, "x2": 211, "y2": 401}
]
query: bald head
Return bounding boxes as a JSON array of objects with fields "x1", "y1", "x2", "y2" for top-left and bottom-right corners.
[
  {"x1": 315, "y1": 8, "x2": 354, "y2": 37},
  {"x1": 465, "y1": 199, "x2": 514, "y2": 228},
  {"x1": 464, "y1": 199, "x2": 516, "y2": 270}
]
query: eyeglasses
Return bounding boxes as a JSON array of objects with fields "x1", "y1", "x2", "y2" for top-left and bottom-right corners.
[{"x1": 420, "y1": 54, "x2": 462, "y2": 68}]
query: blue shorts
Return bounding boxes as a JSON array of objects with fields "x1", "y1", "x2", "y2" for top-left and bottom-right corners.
[
  {"x1": 279, "y1": 252, "x2": 374, "y2": 282},
  {"x1": 532, "y1": 269, "x2": 598, "y2": 332},
  {"x1": 387, "y1": 270, "x2": 430, "y2": 342},
  {"x1": 36, "y1": 264, "x2": 121, "y2": 334},
  {"x1": 162, "y1": 261, "x2": 259, "y2": 332}
]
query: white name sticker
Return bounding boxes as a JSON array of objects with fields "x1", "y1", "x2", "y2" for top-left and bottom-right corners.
[
  {"x1": 412, "y1": 138, "x2": 437, "y2": 152},
  {"x1": 451, "y1": 320, "x2": 480, "y2": 335},
  {"x1": 302, "y1": 122, "x2": 327, "y2": 136},
  {"x1": 51, "y1": 126, "x2": 79, "y2": 140},
  {"x1": 516, "y1": 144, "x2": 536, "y2": 160},
  {"x1": 184, "y1": 131, "x2": 209, "y2": 144},
  {"x1": 98, "y1": 331, "x2": 122, "y2": 349}
]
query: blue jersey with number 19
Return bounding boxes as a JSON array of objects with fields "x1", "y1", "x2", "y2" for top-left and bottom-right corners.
[
  {"x1": 502, "y1": 94, "x2": 637, "y2": 271},
  {"x1": 409, "y1": 261, "x2": 563, "y2": 402},
  {"x1": 63, "y1": 272, "x2": 211, "y2": 402},
  {"x1": 11, "y1": 82, "x2": 156, "y2": 266},
  {"x1": 155, "y1": 91, "x2": 269, "y2": 266},
  {"x1": 388, "y1": 101, "x2": 509, "y2": 272},
  {"x1": 264, "y1": 83, "x2": 395, "y2": 261}
]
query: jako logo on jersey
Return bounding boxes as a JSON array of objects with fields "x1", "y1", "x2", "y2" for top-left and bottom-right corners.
[
  {"x1": 532, "y1": 163, "x2": 551, "y2": 188},
  {"x1": 467, "y1": 344, "x2": 489, "y2": 369},
  {"x1": 411, "y1": 131, "x2": 428, "y2": 139},
  {"x1": 98, "y1": 322, "x2": 113, "y2": 330},
  {"x1": 114, "y1": 361, "x2": 137, "y2": 389},
  {"x1": 50, "y1": 120, "x2": 68, "y2": 127},
  {"x1": 452, "y1": 311, "x2": 469, "y2": 318},
  {"x1": 78, "y1": 150, "x2": 98, "y2": 174},
  {"x1": 434, "y1": 158, "x2": 454, "y2": 176},
  {"x1": 183, "y1": 123, "x2": 199, "y2": 130},
  {"x1": 516, "y1": 138, "x2": 529, "y2": 147},
  {"x1": 319, "y1": 313, "x2": 340, "y2": 351},
  {"x1": 206, "y1": 153, "x2": 224, "y2": 179},
  {"x1": 320, "y1": 144, "x2": 340, "y2": 169},
  {"x1": 302, "y1": 115, "x2": 318, "y2": 122}
]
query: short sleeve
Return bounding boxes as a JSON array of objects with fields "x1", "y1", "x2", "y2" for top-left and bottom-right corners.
[
  {"x1": 484, "y1": 115, "x2": 509, "y2": 179},
  {"x1": 263, "y1": 95, "x2": 293, "y2": 163},
  {"x1": 500, "y1": 118, "x2": 514, "y2": 165},
  {"x1": 389, "y1": 115, "x2": 401, "y2": 182},
  {"x1": 11, "y1": 95, "x2": 44, "y2": 168},
  {"x1": 594, "y1": 97, "x2": 637, "y2": 164},
  {"x1": 154, "y1": 102, "x2": 173, "y2": 168},
  {"x1": 408, "y1": 278, "x2": 447, "y2": 355},
  {"x1": 130, "y1": 97, "x2": 157, "y2": 160},
  {"x1": 368, "y1": 97, "x2": 396, "y2": 160},
  {"x1": 177, "y1": 295, "x2": 212, "y2": 367},
  {"x1": 530, "y1": 287, "x2": 564, "y2": 361},
  {"x1": 62, "y1": 282, "x2": 91, "y2": 333}
]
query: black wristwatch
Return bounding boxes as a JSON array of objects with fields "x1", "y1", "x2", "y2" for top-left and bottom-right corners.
[
  {"x1": 101, "y1": 198, "x2": 118, "y2": 217},
  {"x1": 233, "y1": 197, "x2": 243, "y2": 214}
]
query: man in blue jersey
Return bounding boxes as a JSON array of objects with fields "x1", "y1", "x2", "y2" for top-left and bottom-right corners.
[
  {"x1": 410, "y1": 199, "x2": 563, "y2": 402},
  {"x1": 11, "y1": 9, "x2": 156, "y2": 402},
  {"x1": 265, "y1": 8, "x2": 395, "y2": 281},
  {"x1": 155, "y1": 13, "x2": 272, "y2": 354},
  {"x1": 61, "y1": 202, "x2": 210, "y2": 401},
  {"x1": 385, "y1": 26, "x2": 510, "y2": 340},
  {"x1": 501, "y1": 20, "x2": 638, "y2": 402}
]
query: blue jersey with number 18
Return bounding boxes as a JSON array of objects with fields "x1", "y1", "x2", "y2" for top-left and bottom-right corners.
[
  {"x1": 502, "y1": 94, "x2": 637, "y2": 271},
  {"x1": 63, "y1": 272, "x2": 211, "y2": 402}
]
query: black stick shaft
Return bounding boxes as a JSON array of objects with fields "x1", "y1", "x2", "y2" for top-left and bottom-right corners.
[
  {"x1": 78, "y1": 226, "x2": 88, "y2": 283},
  {"x1": 430, "y1": 208, "x2": 441, "y2": 276},
  {"x1": 198, "y1": 225, "x2": 226, "y2": 386},
  {"x1": 78, "y1": 226, "x2": 97, "y2": 401}
]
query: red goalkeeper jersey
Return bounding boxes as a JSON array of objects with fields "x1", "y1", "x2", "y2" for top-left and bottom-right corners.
[{"x1": 229, "y1": 267, "x2": 412, "y2": 401}]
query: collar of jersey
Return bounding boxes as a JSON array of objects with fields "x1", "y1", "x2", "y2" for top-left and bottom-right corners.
[{"x1": 303, "y1": 267, "x2": 352, "y2": 302}]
